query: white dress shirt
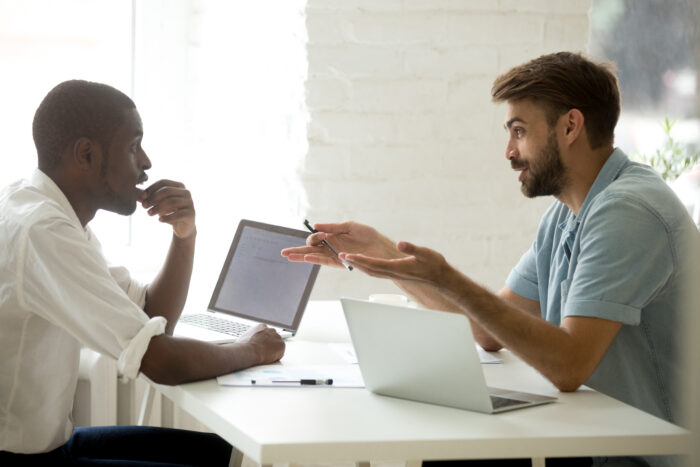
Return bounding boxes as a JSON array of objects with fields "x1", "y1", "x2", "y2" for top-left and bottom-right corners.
[{"x1": 0, "y1": 170, "x2": 166, "y2": 453}]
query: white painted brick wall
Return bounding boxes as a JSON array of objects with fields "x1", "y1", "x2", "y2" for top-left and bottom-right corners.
[{"x1": 304, "y1": 0, "x2": 592, "y2": 300}]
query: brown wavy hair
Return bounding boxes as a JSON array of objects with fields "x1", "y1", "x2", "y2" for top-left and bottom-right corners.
[{"x1": 491, "y1": 52, "x2": 620, "y2": 150}]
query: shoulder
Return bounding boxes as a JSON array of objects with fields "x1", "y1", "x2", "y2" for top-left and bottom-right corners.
[
  {"x1": 586, "y1": 161, "x2": 691, "y2": 234},
  {"x1": 1, "y1": 180, "x2": 74, "y2": 230}
]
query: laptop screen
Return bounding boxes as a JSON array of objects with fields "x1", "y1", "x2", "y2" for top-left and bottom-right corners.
[{"x1": 208, "y1": 220, "x2": 320, "y2": 331}]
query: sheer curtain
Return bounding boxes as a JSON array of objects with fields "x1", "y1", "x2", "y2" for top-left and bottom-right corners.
[{"x1": 1, "y1": 0, "x2": 309, "y2": 309}]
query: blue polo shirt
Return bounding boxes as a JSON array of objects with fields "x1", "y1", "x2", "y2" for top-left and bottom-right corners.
[{"x1": 507, "y1": 148, "x2": 698, "y2": 441}]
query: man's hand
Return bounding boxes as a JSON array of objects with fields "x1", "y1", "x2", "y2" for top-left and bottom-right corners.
[
  {"x1": 140, "y1": 179, "x2": 195, "y2": 239},
  {"x1": 340, "y1": 241, "x2": 453, "y2": 287},
  {"x1": 281, "y1": 221, "x2": 401, "y2": 268},
  {"x1": 237, "y1": 324, "x2": 286, "y2": 365}
]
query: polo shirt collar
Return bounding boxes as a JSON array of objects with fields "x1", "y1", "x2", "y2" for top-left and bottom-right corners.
[
  {"x1": 576, "y1": 147, "x2": 629, "y2": 221},
  {"x1": 557, "y1": 147, "x2": 629, "y2": 234},
  {"x1": 30, "y1": 168, "x2": 85, "y2": 231}
]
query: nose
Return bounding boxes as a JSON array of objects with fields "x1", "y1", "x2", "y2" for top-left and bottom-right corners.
[
  {"x1": 505, "y1": 139, "x2": 518, "y2": 161},
  {"x1": 140, "y1": 147, "x2": 152, "y2": 171}
]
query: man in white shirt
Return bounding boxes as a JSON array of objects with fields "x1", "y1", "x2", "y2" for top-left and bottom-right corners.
[{"x1": 0, "y1": 80, "x2": 285, "y2": 465}]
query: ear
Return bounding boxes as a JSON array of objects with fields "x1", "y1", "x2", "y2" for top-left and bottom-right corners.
[
  {"x1": 562, "y1": 108, "x2": 585, "y2": 145},
  {"x1": 72, "y1": 137, "x2": 101, "y2": 172}
]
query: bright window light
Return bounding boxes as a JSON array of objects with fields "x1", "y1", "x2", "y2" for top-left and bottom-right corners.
[{"x1": 0, "y1": 0, "x2": 309, "y2": 308}]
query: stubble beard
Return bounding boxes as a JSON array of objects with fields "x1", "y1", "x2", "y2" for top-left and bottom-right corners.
[{"x1": 521, "y1": 130, "x2": 569, "y2": 198}]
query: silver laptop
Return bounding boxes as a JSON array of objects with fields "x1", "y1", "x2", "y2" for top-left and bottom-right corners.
[
  {"x1": 341, "y1": 298, "x2": 556, "y2": 413},
  {"x1": 174, "y1": 220, "x2": 320, "y2": 344}
]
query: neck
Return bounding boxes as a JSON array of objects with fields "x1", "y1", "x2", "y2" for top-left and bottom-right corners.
[
  {"x1": 556, "y1": 146, "x2": 615, "y2": 216},
  {"x1": 41, "y1": 167, "x2": 97, "y2": 228}
]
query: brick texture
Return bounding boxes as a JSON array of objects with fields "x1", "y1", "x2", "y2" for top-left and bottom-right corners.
[{"x1": 304, "y1": 0, "x2": 592, "y2": 299}]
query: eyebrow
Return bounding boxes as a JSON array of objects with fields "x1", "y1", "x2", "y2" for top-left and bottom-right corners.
[{"x1": 504, "y1": 117, "x2": 525, "y2": 130}]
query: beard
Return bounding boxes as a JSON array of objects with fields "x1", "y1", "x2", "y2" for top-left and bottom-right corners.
[{"x1": 515, "y1": 130, "x2": 569, "y2": 198}]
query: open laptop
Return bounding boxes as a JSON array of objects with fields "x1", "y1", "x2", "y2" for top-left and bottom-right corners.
[
  {"x1": 341, "y1": 298, "x2": 556, "y2": 413},
  {"x1": 174, "y1": 220, "x2": 320, "y2": 344}
]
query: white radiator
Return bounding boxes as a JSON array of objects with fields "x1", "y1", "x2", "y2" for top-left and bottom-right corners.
[{"x1": 72, "y1": 347, "x2": 117, "y2": 427}]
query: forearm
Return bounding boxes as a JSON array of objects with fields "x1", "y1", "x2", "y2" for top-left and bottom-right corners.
[
  {"x1": 145, "y1": 231, "x2": 196, "y2": 334},
  {"x1": 395, "y1": 280, "x2": 503, "y2": 351},
  {"x1": 140, "y1": 334, "x2": 262, "y2": 386},
  {"x1": 439, "y1": 266, "x2": 598, "y2": 391}
]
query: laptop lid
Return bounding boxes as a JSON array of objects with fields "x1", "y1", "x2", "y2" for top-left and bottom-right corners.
[
  {"x1": 204, "y1": 219, "x2": 320, "y2": 333},
  {"x1": 340, "y1": 297, "x2": 555, "y2": 413}
]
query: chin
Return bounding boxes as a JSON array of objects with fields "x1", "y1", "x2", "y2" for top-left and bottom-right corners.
[{"x1": 107, "y1": 201, "x2": 138, "y2": 216}]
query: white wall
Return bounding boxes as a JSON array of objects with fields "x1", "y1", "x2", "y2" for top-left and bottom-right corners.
[{"x1": 303, "y1": 0, "x2": 593, "y2": 300}]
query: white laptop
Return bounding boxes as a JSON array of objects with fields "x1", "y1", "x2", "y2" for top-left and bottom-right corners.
[
  {"x1": 341, "y1": 297, "x2": 556, "y2": 414},
  {"x1": 174, "y1": 220, "x2": 320, "y2": 344}
]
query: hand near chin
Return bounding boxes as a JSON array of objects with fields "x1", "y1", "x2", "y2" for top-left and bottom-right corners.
[{"x1": 140, "y1": 179, "x2": 196, "y2": 239}]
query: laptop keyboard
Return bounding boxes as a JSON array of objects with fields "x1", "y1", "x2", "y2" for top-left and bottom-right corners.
[
  {"x1": 490, "y1": 395, "x2": 526, "y2": 410},
  {"x1": 180, "y1": 314, "x2": 251, "y2": 337}
]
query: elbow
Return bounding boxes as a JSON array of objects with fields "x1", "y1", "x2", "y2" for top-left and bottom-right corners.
[
  {"x1": 138, "y1": 335, "x2": 190, "y2": 386},
  {"x1": 473, "y1": 332, "x2": 503, "y2": 353},
  {"x1": 550, "y1": 368, "x2": 588, "y2": 393},
  {"x1": 553, "y1": 379, "x2": 583, "y2": 393},
  {"x1": 140, "y1": 359, "x2": 186, "y2": 386},
  {"x1": 479, "y1": 342, "x2": 503, "y2": 353}
]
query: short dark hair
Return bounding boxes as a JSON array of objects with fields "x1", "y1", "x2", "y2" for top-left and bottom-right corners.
[
  {"x1": 491, "y1": 52, "x2": 620, "y2": 149},
  {"x1": 32, "y1": 80, "x2": 136, "y2": 170}
]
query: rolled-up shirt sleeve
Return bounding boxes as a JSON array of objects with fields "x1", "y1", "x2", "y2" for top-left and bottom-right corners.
[
  {"x1": 18, "y1": 219, "x2": 164, "y2": 380},
  {"x1": 564, "y1": 195, "x2": 674, "y2": 325}
]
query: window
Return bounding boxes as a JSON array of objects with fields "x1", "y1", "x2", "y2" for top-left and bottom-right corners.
[
  {"x1": 0, "y1": 1, "x2": 309, "y2": 305},
  {"x1": 590, "y1": 0, "x2": 700, "y2": 225}
]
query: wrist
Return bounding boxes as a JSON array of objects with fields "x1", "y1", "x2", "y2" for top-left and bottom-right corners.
[{"x1": 173, "y1": 226, "x2": 197, "y2": 243}]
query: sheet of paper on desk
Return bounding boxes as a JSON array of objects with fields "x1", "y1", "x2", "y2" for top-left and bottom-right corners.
[
  {"x1": 329, "y1": 342, "x2": 501, "y2": 365},
  {"x1": 477, "y1": 346, "x2": 502, "y2": 364},
  {"x1": 217, "y1": 364, "x2": 365, "y2": 388}
]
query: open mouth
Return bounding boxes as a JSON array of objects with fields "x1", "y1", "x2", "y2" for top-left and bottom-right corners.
[{"x1": 517, "y1": 168, "x2": 527, "y2": 182}]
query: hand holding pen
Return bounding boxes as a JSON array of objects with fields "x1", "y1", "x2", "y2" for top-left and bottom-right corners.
[{"x1": 303, "y1": 219, "x2": 354, "y2": 271}]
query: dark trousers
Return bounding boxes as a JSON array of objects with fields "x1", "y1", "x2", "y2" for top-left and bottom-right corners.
[{"x1": 0, "y1": 425, "x2": 232, "y2": 466}]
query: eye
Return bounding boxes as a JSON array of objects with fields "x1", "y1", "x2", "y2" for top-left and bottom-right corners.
[{"x1": 513, "y1": 127, "x2": 524, "y2": 138}]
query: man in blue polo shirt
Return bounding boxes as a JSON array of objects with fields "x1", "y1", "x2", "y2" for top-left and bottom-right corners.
[{"x1": 282, "y1": 52, "x2": 699, "y2": 467}]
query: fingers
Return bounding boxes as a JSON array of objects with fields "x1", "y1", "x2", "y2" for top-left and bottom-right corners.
[
  {"x1": 281, "y1": 245, "x2": 346, "y2": 268},
  {"x1": 141, "y1": 179, "x2": 196, "y2": 238},
  {"x1": 142, "y1": 179, "x2": 185, "y2": 197},
  {"x1": 240, "y1": 323, "x2": 267, "y2": 339},
  {"x1": 141, "y1": 181, "x2": 192, "y2": 215},
  {"x1": 396, "y1": 241, "x2": 416, "y2": 254},
  {"x1": 247, "y1": 325, "x2": 286, "y2": 363},
  {"x1": 340, "y1": 253, "x2": 417, "y2": 280},
  {"x1": 311, "y1": 221, "x2": 352, "y2": 234}
]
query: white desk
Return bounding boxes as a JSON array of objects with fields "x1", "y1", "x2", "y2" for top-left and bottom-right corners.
[{"x1": 152, "y1": 301, "x2": 690, "y2": 464}]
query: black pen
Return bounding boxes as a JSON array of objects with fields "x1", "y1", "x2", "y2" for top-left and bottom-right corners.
[
  {"x1": 303, "y1": 219, "x2": 353, "y2": 271},
  {"x1": 271, "y1": 379, "x2": 334, "y2": 385}
]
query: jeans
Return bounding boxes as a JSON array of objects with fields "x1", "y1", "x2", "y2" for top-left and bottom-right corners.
[{"x1": 0, "y1": 425, "x2": 232, "y2": 466}]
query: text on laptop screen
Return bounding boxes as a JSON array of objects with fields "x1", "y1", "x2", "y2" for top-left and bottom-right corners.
[{"x1": 209, "y1": 225, "x2": 315, "y2": 329}]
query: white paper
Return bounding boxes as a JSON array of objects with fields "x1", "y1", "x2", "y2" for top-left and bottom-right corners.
[
  {"x1": 329, "y1": 342, "x2": 359, "y2": 364},
  {"x1": 477, "y1": 345, "x2": 502, "y2": 364},
  {"x1": 217, "y1": 364, "x2": 365, "y2": 388}
]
